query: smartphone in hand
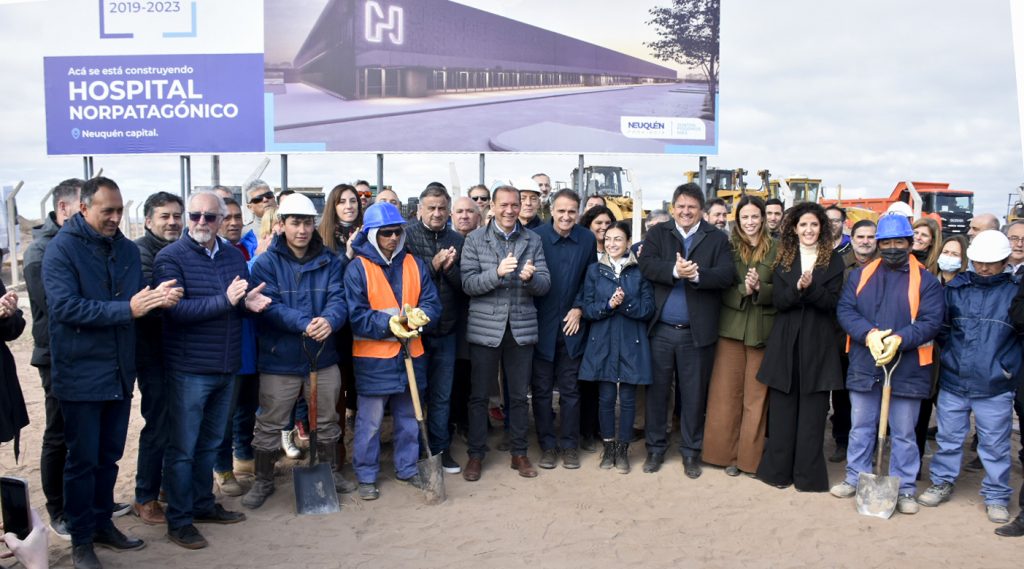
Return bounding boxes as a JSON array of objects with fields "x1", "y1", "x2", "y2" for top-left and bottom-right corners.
[{"x1": 0, "y1": 476, "x2": 30, "y2": 540}]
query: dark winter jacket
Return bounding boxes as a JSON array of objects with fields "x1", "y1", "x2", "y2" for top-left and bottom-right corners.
[
  {"x1": 0, "y1": 278, "x2": 28, "y2": 460},
  {"x1": 639, "y1": 220, "x2": 735, "y2": 347},
  {"x1": 24, "y1": 213, "x2": 59, "y2": 368},
  {"x1": 578, "y1": 253, "x2": 654, "y2": 384},
  {"x1": 461, "y1": 220, "x2": 550, "y2": 347},
  {"x1": 838, "y1": 260, "x2": 945, "y2": 398},
  {"x1": 938, "y1": 271, "x2": 1023, "y2": 398},
  {"x1": 533, "y1": 222, "x2": 597, "y2": 362},
  {"x1": 134, "y1": 229, "x2": 175, "y2": 370},
  {"x1": 757, "y1": 252, "x2": 845, "y2": 394},
  {"x1": 153, "y1": 235, "x2": 250, "y2": 375},
  {"x1": 403, "y1": 221, "x2": 464, "y2": 336},
  {"x1": 42, "y1": 213, "x2": 142, "y2": 401},
  {"x1": 344, "y1": 232, "x2": 441, "y2": 396},
  {"x1": 250, "y1": 233, "x2": 348, "y2": 375}
]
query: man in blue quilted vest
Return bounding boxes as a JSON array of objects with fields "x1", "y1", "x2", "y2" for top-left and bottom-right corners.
[{"x1": 153, "y1": 191, "x2": 271, "y2": 550}]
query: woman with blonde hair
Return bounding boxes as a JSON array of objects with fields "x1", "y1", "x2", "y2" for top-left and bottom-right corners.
[{"x1": 703, "y1": 195, "x2": 777, "y2": 477}]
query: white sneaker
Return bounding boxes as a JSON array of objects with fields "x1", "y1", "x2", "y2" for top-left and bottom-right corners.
[
  {"x1": 897, "y1": 494, "x2": 920, "y2": 515},
  {"x1": 281, "y1": 430, "x2": 302, "y2": 459},
  {"x1": 830, "y1": 481, "x2": 857, "y2": 498},
  {"x1": 988, "y1": 504, "x2": 1011, "y2": 524}
]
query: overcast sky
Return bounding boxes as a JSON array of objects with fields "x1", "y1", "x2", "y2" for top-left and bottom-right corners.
[{"x1": 0, "y1": 0, "x2": 1019, "y2": 222}]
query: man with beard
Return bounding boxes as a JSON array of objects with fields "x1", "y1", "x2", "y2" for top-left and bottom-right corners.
[
  {"x1": 153, "y1": 191, "x2": 271, "y2": 549},
  {"x1": 132, "y1": 191, "x2": 184, "y2": 525},
  {"x1": 765, "y1": 198, "x2": 784, "y2": 239}
]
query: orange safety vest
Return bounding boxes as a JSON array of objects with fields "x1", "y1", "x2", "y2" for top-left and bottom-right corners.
[
  {"x1": 352, "y1": 254, "x2": 425, "y2": 358},
  {"x1": 845, "y1": 256, "x2": 933, "y2": 365}
]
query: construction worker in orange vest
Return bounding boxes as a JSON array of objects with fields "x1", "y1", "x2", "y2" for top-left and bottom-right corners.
[
  {"x1": 832, "y1": 214, "x2": 944, "y2": 515},
  {"x1": 343, "y1": 202, "x2": 441, "y2": 501}
]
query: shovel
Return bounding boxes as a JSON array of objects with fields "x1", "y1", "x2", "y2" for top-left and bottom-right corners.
[
  {"x1": 856, "y1": 352, "x2": 903, "y2": 519},
  {"x1": 399, "y1": 336, "x2": 447, "y2": 505},
  {"x1": 293, "y1": 336, "x2": 341, "y2": 516}
]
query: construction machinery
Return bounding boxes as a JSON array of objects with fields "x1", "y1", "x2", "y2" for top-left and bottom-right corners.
[
  {"x1": 683, "y1": 168, "x2": 818, "y2": 219},
  {"x1": 1007, "y1": 184, "x2": 1024, "y2": 224},
  {"x1": 572, "y1": 165, "x2": 641, "y2": 222},
  {"x1": 820, "y1": 181, "x2": 974, "y2": 235}
]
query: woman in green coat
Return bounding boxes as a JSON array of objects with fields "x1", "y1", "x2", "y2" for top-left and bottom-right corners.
[{"x1": 702, "y1": 195, "x2": 777, "y2": 476}]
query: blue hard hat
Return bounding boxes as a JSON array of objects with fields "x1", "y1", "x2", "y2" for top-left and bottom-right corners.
[
  {"x1": 362, "y1": 202, "x2": 405, "y2": 232},
  {"x1": 875, "y1": 213, "x2": 914, "y2": 240}
]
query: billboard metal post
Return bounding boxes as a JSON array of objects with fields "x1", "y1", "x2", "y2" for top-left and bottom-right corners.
[
  {"x1": 135, "y1": 202, "x2": 145, "y2": 236},
  {"x1": 479, "y1": 153, "x2": 486, "y2": 186},
  {"x1": 698, "y1": 156, "x2": 708, "y2": 198},
  {"x1": 40, "y1": 187, "x2": 55, "y2": 222},
  {"x1": 577, "y1": 154, "x2": 585, "y2": 194},
  {"x1": 82, "y1": 156, "x2": 94, "y2": 179},
  {"x1": 6, "y1": 182, "x2": 22, "y2": 288},
  {"x1": 280, "y1": 154, "x2": 289, "y2": 192},
  {"x1": 179, "y1": 155, "x2": 192, "y2": 200},
  {"x1": 211, "y1": 155, "x2": 221, "y2": 186},
  {"x1": 376, "y1": 154, "x2": 384, "y2": 194}
]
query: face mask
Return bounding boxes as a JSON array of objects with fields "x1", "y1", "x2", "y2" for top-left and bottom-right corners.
[
  {"x1": 880, "y1": 247, "x2": 909, "y2": 269},
  {"x1": 937, "y1": 255, "x2": 961, "y2": 272}
]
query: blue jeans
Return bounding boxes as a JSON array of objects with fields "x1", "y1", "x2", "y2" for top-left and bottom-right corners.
[
  {"x1": 60, "y1": 398, "x2": 131, "y2": 546},
  {"x1": 214, "y1": 374, "x2": 259, "y2": 473},
  {"x1": 930, "y1": 389, "x2": 1014, "y2": 505},
  {"x1": 845, "y1": 385, "x2": 921, "y2": 494},
  {"x1": 353, "y1": 392, "x2": 419, "y2": 483},
  {"x1": 423, "y1": 333, "x2": 457, "y2": 454},
  {"x1": 135, "y1": 365, "x2": 167, "y2": 504},
  {"x1": 598, "y1": 382, "x2": 636, "y2": 442},
  {"x1": 165, "y1": 372, "x2": 233, "y2": 530}
]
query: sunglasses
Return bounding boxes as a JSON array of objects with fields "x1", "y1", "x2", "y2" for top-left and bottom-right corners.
[
  {"x1": 248, "y1": 191, "x2": 274, "y2": 204},
  {"x1": 189, "y1": 212, "x2": 220, "y2": 223},
  {"x1": 470, "y1": 195, "x2": 489, "y2": 202},
  {"x1": 377, "y1": 227, "x2": 403, "y2": 238}
]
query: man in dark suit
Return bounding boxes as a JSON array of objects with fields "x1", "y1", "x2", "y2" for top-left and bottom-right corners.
[{"x1": 638, "y1": 183, "x2": 734, "y2": 478}]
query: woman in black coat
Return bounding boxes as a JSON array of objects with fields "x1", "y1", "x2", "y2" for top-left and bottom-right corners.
[
  {"x1": 0, "y1": 280, "x2": 27, "y2": 462},
  {"x1": 756, "y1": 202, "x2": 845, "y2": 492}
]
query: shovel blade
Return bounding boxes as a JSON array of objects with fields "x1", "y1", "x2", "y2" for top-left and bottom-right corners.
[
  {"x1": 855, "y1": 472, "x2": 900, "y2": 519},
  {"x1": 294, "y1": 463, "x2": 340, "y2": 516},
  {"x1": 417, "y1": 453, "x2": 446, "y2": 505}
]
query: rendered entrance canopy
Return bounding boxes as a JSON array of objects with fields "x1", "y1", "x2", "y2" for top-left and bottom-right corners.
[{"x1": 41, "y1": 0, "x2": 720, "y2": 155}]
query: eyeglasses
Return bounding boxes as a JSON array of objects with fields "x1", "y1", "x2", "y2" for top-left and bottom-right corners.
[
  {"x1": 377, "y1": 227, "x2": 403, "y2": 238},
  {"x1": 1009, "y1": 236, "x2": 1024, "y2": 244},
  {"x1": 470, "y1": 195, "x2": 489, "y2": 202},
  {"x1": 248, "y1": 191, "x2": 274, "y2": 204},
  {"x1": 189, "y1": 212, "x2": 220, "y2": 223}
]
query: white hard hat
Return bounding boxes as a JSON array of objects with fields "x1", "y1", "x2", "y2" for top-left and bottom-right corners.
[
  {"x1": 885, "y1": 201, "x2": 913, "y2": 217},
  {"x1": 277, "y1": 193, "x2": 317, "y2": 217},
  {"x1": 967, "y1": 230, "x2": 1012, "y2": 263},
  {"x1": 512, "y1": 177, "x2": 541, "y2": 194}
]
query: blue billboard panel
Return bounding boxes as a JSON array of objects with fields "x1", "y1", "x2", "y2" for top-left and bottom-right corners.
[{"x1": 44, "y1": 53, "x2": 265, "y2": 155}]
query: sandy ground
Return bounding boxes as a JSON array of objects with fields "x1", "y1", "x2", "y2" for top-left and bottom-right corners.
[{"x1": 1, "y1": 304, "x2": 1022, "y2": 569}]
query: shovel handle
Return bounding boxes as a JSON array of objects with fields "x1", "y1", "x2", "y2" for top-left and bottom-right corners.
[{"x1": 404, "y1": 354, "x2": 425, "y2": 422}]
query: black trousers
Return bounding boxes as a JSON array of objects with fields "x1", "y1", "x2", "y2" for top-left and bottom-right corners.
[
  {"x1": 578, "y1": 381, "x2": 599, "y2": 442},
  {"x1": 38, "y1": 366, "x2": 66, "y2": 520},
  {"x1": 468, "y1": 325, "x2": 533, "y2": 458},
  {"x1": 531, "y1": 335, "x2": 581, "y2": 451},
  {"x1": 645, "y1": 324, "x2": 715, "y2": 457},
  {"x1": 830, "y1": 353, "x2": 851, "y2": 447},
  {"x1": 757, "y1": 366, "x2": 831, "y2": 492},
  {"x1": 450, "y1": 358, "x2": 471, "y2": 429}
]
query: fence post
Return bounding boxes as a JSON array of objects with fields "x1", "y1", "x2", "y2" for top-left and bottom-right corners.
[{"x1": 6, "y1": 182, "x2": 23, "y2": 288}]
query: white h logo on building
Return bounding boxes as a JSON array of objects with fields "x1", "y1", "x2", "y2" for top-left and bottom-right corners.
[{"x1": 365, "y1": 1, "x2": 404, "y2": 45}]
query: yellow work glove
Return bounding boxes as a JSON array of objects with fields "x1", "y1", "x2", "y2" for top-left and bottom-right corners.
[
  {"x1": 876, "y1": 335, "x2": 902, "y2": 366},
  {"x1": 388, "y1": 315, "x2": 420, "y2": 339},
  {"x1": 865, "y1": 328, "x2": 892, "y2": 362},
  {"x1": 404, "y1": 305, "x2": 431, "y2": 329}
]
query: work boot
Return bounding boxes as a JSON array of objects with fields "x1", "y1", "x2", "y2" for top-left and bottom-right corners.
[
  {"x1": 317, "y1": 442, "x2": 358, "y2": 494},
  {"x1": 215, "y1": 470, "x2": 244, "y2": 497},
  {"x1": 281, "y1": 430, "x2": 302, "y2": 459},
  {"x1": 241, "y1": 450, "x2": 278, "y2": 509},
  {"x1": 615, "y1": 442, "x2": 631, "y2": 474},
  {"x1": 72, "y1": 544, "x2": 102, "y2": 569},
  {"x1": 599, "y1": 440, "x2": 616, "y2": 469}
]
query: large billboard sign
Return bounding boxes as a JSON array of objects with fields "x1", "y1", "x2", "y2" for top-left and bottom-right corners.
[{"x1": 43, "y1": 0, "x2": 720, "y2": 155}]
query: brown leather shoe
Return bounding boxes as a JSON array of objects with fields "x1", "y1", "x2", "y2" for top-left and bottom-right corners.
[
  {"x1": 133, "y1": 500, "x2": 166, "y2": 525},
  {"x1": 463, "y1": 457, "x2": 482, "y2": 482},
  {"x1": 510, "y1": 455, "x2": 538, "y2": 478}
]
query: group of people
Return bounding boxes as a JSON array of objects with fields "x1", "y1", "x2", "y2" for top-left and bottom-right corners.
[{"x1": 2, "y1": 174, "x2": 1024, "y2": 569}]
